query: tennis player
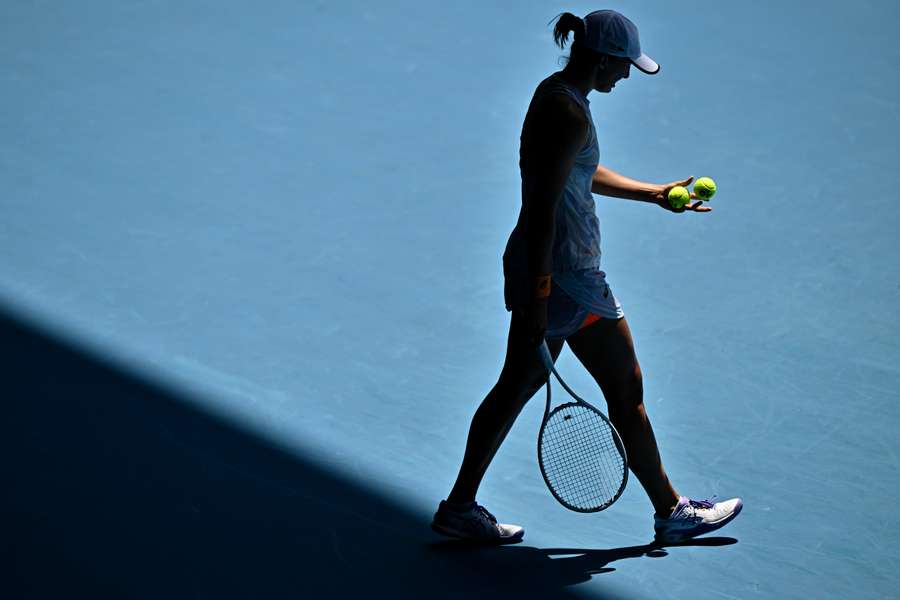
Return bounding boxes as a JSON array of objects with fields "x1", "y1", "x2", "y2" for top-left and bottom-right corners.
[{"x1": 431, "y1": 10, "x2": 743, "y2": 544}]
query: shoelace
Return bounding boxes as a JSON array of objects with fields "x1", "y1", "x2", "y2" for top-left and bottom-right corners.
[
  {"x1": 687, "y1": 496, "x2": 718, "y2": 510},
  {"x1": 474, "y1": 504, "x2": 498, "y2": 524}
]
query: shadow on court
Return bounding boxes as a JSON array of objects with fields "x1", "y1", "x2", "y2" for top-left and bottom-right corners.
[
  {"x1": 0, "y1": 305, "x2": 581, "y2": 599},
  {"x1": 430, "y1": 537, "x2": 738, "y2": 585},
  {"x1": 0, "y1": 304, "x2": 735, "y2": 598}
]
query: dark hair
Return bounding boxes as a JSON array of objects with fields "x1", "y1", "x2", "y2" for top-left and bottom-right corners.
[
  {"x1": 550, "y1": 12, "x2": 585, "y2": 49},
  {"x1": 550, "y1": 12, "x2": 620, "y2": 67}
]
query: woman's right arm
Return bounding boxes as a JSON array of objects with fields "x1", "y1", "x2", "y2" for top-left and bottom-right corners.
[{"x1": 520, "y1": 94, "x2": 589, "y2": 344}]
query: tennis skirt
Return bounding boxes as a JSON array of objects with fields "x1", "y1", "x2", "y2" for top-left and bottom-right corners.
[{"x1": 504, "y1": 268, "x2": 625, "y2": 340}]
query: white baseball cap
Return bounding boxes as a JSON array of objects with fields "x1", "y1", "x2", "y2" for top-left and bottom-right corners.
[{"x1": 582, "y1": 10, "x2": 659, "y2": 75}]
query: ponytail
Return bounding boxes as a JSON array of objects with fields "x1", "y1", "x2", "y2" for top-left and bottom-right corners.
[{"x1": 550, "y1": 12, "x2": 585, "y2": 49}]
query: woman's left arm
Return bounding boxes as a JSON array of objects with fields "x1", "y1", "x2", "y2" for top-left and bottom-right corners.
[
  {"x1": 591, "y1": 164, "x2": 661, "y2": 200},
  {"x1": 591, "y1": 164, "x2": 711, "y2": 212}
]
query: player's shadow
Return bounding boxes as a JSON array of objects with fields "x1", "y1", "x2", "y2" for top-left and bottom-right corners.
[{"x1": 429, "y1": 537, "x2": 738, "y2": 587}]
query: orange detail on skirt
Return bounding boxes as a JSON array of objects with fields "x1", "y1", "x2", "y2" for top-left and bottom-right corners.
[{"x1": 579, "y1": 312, "x2": 603, "y2": 330}]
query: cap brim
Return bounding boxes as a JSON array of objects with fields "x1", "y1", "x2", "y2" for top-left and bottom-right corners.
[{"x1": 631, "y1": 53, "x2": 659, "y2": 75}]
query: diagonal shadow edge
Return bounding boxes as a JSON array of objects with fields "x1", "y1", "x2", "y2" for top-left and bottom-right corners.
[{"x1": 0, "y1": 300, "x2": 632, "y2": 599}]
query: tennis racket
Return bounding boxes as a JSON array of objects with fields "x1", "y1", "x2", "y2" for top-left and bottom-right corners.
[{"x1": 536, "y1": 340, "x2": 628, "y2": 512}]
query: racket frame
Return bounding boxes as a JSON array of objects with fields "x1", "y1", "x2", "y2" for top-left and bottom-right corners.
[{"x1": 536, "y1": 340, "x2": 629, "y2": 513}]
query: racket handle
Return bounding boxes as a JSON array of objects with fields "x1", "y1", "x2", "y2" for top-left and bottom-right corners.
[{"x1": 537, "y1": 340, "x2": 554, "y2": 372}]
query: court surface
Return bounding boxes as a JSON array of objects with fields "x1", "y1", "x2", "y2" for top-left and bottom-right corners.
[{"x1": 2, "y1": 1, "x2": 898, "y2": 598}]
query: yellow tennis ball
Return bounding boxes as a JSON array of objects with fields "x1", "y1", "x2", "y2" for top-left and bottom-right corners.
[
  {"x1": 667, "y1": 185, "x2": 690, "y2": 209},
  {"x1": 694, "y1": 177, "x2": 717, "y2": 200}
]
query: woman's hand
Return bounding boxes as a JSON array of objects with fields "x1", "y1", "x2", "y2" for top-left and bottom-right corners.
[{"x1": 650, "y1": 176, "x2": 712, "y2": 213}]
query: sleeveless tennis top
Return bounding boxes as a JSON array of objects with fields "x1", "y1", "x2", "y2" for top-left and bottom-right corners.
[{"x1": 503, "y1": 72, "x2": 602, "y2": 282}]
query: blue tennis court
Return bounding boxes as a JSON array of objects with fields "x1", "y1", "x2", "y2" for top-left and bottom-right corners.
[{"x1": 3, "y1": 1, "x2": 898, "y2": 598}]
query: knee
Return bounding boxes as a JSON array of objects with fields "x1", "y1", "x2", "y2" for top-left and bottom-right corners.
[
  {"x1": 495, "y1": 369, "x2": 549, "y2": 407},
  {"x1": 605, "y1": 363, "x2": 644, "y2": 412},
  {"x1": 629, "y1": 364, "x2": 644, "y2": 395}
]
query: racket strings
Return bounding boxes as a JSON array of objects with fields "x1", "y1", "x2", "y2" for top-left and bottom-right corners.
[{"x1": 540, "y1": 404, "x2": 625, "y2": 510}]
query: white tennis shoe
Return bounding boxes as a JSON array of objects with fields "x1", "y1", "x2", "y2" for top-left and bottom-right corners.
[
  {"x1": 430, "y1": 500, "x2": 524, "y2": 544},
  {"x1": 654, "y1": 496, "x2": 743, "y2": 543}
]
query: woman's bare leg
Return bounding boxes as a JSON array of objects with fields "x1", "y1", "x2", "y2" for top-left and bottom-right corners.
[
  {"x1": 565, "y1": 317, "x2": 680, "y2": 517},
  {"x1": 446, "y1": 311, "x2": 564, "y2": 505}
]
